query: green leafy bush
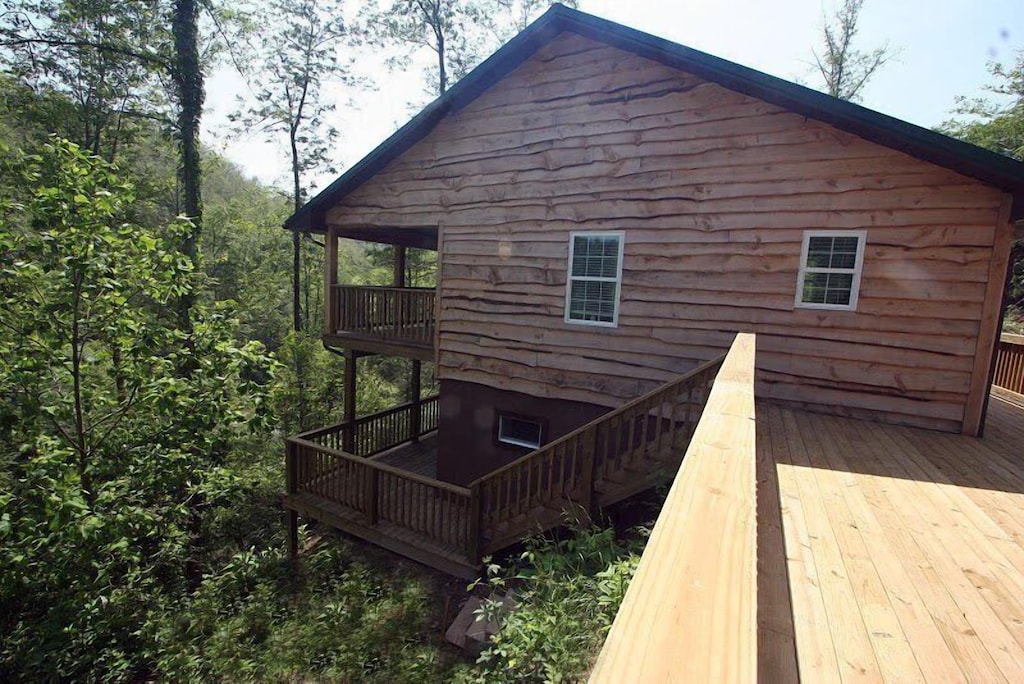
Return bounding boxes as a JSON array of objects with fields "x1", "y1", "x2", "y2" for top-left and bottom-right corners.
[
  {"x1": 459, "y1": 523, "x2": 645, "y2": 684},
  {"x1": 0, "y1": 140, "x2": 276, "y2": 680},
  {"x1": 151, "y1": 538, "x2": 454, "y2": 682}
]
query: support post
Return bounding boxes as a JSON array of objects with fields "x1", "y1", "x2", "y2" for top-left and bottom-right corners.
[
  {"x1": 468, "y1": 483, "x2": 482, "y2": 562},
  {"x1": 343, "y1": 350, "x2": 357, "y2": 453},
  {"x1": 410, "y1": 359, "x2": 422, "y2": 441},
  {"x1": 287, "y1": 510, "x2": 299, "y2": 560},
  {"x1": 286, "y1": 440, "x2": 299, "y2": 560},
  {"x1": 393, "y1": 245, "x2": 407, "y2": 288},
  {"x1": 324, "y1": 227, "x2": 338, "y2": 335}
]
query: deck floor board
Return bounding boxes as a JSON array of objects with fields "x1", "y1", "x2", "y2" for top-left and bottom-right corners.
[{"x1": 759, "y1": 396, "x2": 1024, "y2": 682}]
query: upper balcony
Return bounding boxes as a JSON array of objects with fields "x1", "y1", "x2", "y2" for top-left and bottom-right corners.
[
  {"x1": 322, "y1": 225, "x2": 437, "y2": 360},
  {"x1": 326, "y1": 285, "x2": 435, "y2": 359}
]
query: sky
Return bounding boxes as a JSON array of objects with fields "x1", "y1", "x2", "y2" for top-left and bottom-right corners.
[{"x1": 203, "y1": 0, "x2": 1024, "y2": 194}]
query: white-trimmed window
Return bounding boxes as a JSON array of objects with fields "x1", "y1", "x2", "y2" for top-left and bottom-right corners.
[
  {"x1": 565, "y1": 231, "x2": 624, "y2": 326},
  {"x1": 497, "y1": 415, "x2": 543, "y2": 449},
  {"x1": 795, "y1": 230, "x2": 866, "y2": 310}
]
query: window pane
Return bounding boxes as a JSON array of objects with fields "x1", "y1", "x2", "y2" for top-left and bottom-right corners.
[
  {"x1": 829, "y1": 251, "x2": 857, "y2": 269},
  {"x1": 802, "y1": 272, "x2": 828, "y2": 304},
  {"x1": 569, "y1": 280, "x2": 617, "y2": 323},
  {"x1": 829, "y1": 237, "x2": 859, "y2": 268},
  {"x1": 824, "y1": 272, "x2": 853, "y2": 305},
  {"x1": 499, "y1": 416, "x2": 542, "y2": 448},
  {"x1": 572, "y1": 235, "x2": 620, "y2": 278},
  {"x1": 802, "y1": 272, "x2": 854, "y2": 306},
  {"x1": 806, "y1": 236, "x2": 834, "y2": 268}
]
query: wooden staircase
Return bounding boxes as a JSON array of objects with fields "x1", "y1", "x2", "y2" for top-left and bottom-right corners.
[{"x1": 285, "y1": 355, "x2": 726, "y2": 577}]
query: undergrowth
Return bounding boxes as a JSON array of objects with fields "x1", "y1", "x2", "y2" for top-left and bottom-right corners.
[
  {"x1": 455, "y1": 521, "x2": 647, "y2": 683},
  {"x1": 151, "y1": 535, "x2": 455, "y2": 682}
]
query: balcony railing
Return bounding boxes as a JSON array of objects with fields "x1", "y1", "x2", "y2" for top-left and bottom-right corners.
[
  {"x1": 994, "y1": 333, "x2": 1024, "y2": 395},
  {"x1": 328, "y1": 285, "x2": 435, "y2": 347},
  {"x1": 297, "y1": 396, "x2": 439, "y2": 456},
  {"x1": 591, "y1": 333, "x2": 757, "y2": 682}
]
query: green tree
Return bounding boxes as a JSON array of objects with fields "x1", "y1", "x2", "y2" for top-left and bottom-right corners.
[
  {"x1": 811, "y1": 0, "x2": 896, "y2": 102},
  {"x1": 359, "y1": 0, "x2": 485, "y2": 98},
  {"x1": 477, "y1": 0, "x2": 578, "y2": 42},
  {"x1": 0, "y1": 0, "x2": 243, "y2": 330},
  {"x1": 942, "y1": 50, "x2": 1024, "y2": 313},
  {"x1": 943, "y1": 51, "x2": 1024, "y2": 161},
  {"x1": 360, "y1": 0, "x2": 568, "y2": 99},
  {"x1": 230, "y1": 0, "x2": 360, "y2": 333},
  {"x1": 0, "y1": 0, "x2": 165, "y2": 161},
  {"x1": 0, "y1": 139, "x2": 274, "y2": 679}
]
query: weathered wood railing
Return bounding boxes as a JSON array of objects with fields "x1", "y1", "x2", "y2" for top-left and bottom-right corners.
[
  {"x1": 330, "y1": 285, "x2": 435, "y2": 345},
  {"x1": 472, "y1": 352, "x2": 726, "y2": 553},
  {"x1": 994, "y1": 333, "x2": 1024, "y2": 395},
  {"x1": 299, "y1": 395, "x2": 439, "y2": 456},
  {"x1": 286, "y1": 395, "x2": 473, "y2": 552},
  {"x1": 591, "y1": 333, "x2": 757, "y2": 683},
  {"x1": 287, "y1": 347, "x2": 730, "y2": 566},
  {"x1": 287, "y1": 439, "x2": 474, "y2": 552}
]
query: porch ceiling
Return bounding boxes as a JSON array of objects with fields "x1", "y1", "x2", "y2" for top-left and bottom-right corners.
[{"x1": 331, "y1": 224, "x2": 438, "y2": 250}]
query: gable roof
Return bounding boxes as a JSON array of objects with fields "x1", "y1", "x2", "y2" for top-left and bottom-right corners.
[{"x1": 287, "y1": 3, "x2": 1024, "y2": 231}]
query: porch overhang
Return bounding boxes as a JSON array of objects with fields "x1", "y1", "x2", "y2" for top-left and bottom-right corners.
[{"x1": 330, "y1": 224, "x2": 437, "y2": 250}]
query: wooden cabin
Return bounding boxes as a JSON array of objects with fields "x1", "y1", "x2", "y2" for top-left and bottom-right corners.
[{"x1": 282, "y1": 5, "x2": 1024, "y2": 579}]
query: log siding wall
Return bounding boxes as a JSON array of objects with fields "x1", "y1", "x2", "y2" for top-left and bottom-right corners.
[{"x1": 327, "y1": 32, "x2": 1009, "y2": 433}]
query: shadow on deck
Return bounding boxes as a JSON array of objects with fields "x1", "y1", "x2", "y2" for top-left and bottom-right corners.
[{"x1": 756, "y1": 392, "x2": 1024, "y2": 682}]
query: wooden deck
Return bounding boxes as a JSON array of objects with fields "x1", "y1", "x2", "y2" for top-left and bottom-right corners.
[
  {"x1": 758, "y1": 393, "x2": 1024, "y2": 682},
  {"x1": 287, "y1": 354, "x2": 725, "y2": 578},
  {"x1": 373, "y1": 433, "x2": 438, "y2": 478}
]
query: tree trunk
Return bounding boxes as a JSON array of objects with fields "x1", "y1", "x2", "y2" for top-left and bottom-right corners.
[
  {"x1": 289, "y1": 128, "x2": 307, "y2": 428},
  {"x1": 291, "y1": 129, "x2": 302, "y2": 332},
  {"x1": 172, "y1": 0, "x2": 204, "y2": 333}
]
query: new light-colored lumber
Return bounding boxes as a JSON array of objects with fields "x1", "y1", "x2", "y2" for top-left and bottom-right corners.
[
  {"x1": 590, "y1": 333, "x2": 757, "y2": 683},
  {"x1": 765, "y1": 397, "x2": 1024, "y2": 681}
]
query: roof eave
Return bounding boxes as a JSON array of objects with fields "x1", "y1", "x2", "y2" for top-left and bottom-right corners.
[{"x1": 286, "y1": 3, "x2": 1024, "y2": 230}]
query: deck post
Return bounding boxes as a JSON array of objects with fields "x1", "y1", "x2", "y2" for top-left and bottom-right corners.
[
  {"x1": 287, "y1": 510, "x2": 299, "y2": 560},
  {"x1": 286, "y1": 440, "x2": 299, "y2": 560},
  {"x1": 393, "y1": 245, "x2": 407, "y2": 287},
  {"x1": 324, "y1": 226, "x2": 338, "y2": 335},
  {"x1": 468, "y1": 483, "x2": 482, "y2": 562},
  {"x1": 410, "y1": 359, "x2": 422, "y2": 441},
  {"x1": 343, "y1": 350, "x2": 357, "y2": 453}
]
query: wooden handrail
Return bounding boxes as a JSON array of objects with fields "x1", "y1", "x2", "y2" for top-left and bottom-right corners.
[
  {"x1": 295, "y1": 395, "x2": 439, "y2": 454},
  {"x1": 334, "y1": 285, "x2": 435, "y2": 292},
  {"x1": 328, "y1": 284, "x2": 435, "y2": 345},
  {"x1": 469, "y1": 353, "x2": 729, "y2": 488},
  {"x1": 994, "y1": 333, "x2": 1024, "y2": 395},
  {"x1": 287, "y1": 437, "x2": 472, "y2": 496},
  {"x1": 590, "y1": 333, "x2": 757, "y2": 683}
]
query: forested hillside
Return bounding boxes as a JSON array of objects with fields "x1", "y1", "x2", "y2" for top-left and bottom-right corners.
[
  {"x1": 0, "y1": 2, "x2": 638, "y2": 681},
  {"x1": 0, "y1": 95, "x2": 453, "y2": 682},
  {"x1": 1, "y1": 1, "x2": 1021, "y2": 681}
]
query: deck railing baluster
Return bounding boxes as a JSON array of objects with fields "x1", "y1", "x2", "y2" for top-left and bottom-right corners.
[
  {"x1": 287, "y1": 352, "x2": 730, "y2": 567},
  {"x1": 332, "y1": 286, "x2": 436, "y2": 345}
]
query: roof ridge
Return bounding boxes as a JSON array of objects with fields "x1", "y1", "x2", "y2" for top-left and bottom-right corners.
[{"x1": 286, "y1": 4, "x2": 1024, "y2": 231}]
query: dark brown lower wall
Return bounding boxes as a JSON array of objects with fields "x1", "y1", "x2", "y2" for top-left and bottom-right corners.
[{"x1": 436, "y1": 379, "x2": 609, "y2": 486}]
